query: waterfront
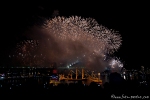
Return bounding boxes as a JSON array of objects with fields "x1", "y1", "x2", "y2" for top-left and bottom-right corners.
[{"x1": 0, "y1": 67, "x2": 150, "y2": 89}]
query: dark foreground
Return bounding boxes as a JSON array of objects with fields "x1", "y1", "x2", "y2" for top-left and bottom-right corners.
[{"x1": 0, "y1": 81, "x2": 150, "y2": 99}]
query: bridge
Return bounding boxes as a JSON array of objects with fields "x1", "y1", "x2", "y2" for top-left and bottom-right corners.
[{"x1": 50, "y1": 68, "x2": 102, "y2": 86}]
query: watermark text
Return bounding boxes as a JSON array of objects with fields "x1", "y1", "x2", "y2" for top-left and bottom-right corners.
[{"x1": 111, "y1": 94, "x2": 149, "y2": 99}]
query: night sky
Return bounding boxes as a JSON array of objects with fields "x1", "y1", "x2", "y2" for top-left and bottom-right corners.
[{"x1": 1, "y1": 1, "x2": 149, "y2": 69}]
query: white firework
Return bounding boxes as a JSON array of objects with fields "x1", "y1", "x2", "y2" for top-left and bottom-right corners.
[
  {"x1": 43, "y1": 16, "x2": 122, "y2": 54},
  {"x1": 109, "y1": 57, "x2": 123, "y2": 69}
]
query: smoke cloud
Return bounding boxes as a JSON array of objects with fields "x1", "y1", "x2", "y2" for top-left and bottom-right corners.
[{"x1": 10, "y1": 16, "x2": 122, "y2": 72}]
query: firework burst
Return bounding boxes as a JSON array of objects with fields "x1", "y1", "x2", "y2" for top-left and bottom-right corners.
[
  {"x1": 10, "y1": 16, "x2": 122, "y2": 71},
  {"x1": 10, "y1": 40, "x2": 47, "y2": 67},
  {"x1": 108, "y1": 57, "x2": 123, "y2": 72},
  {"x1": 43, "y1": 16, "x2": 122, "y2": 54}
]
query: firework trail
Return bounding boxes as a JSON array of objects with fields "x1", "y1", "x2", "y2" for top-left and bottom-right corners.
[{"x1": 10, "y1": 16, "x2": 122, "y2": 71}]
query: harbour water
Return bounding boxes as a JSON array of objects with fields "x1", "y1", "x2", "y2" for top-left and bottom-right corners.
[{"x1": 0, "y1": 77, "x2": 51, "y2": 90}]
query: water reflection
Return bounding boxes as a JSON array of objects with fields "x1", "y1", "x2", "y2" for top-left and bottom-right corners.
[{"x1": 0, "y1": 77, "x2": 51, "y2": 89}]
